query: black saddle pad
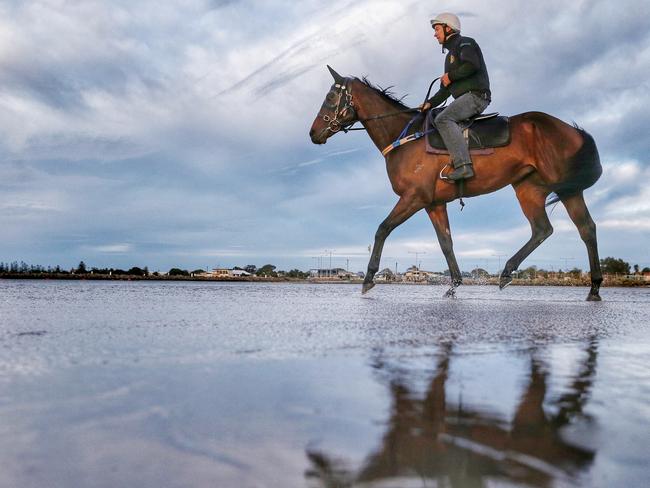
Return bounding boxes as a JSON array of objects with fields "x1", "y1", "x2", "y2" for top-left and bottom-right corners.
[{"x1": 425, "y1": 109, "x2": 511, "y2": 150}]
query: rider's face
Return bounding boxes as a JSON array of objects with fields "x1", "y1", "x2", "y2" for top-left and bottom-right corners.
[{"x1": 433, "y1": 24, "x2": 446, "y2": 44}]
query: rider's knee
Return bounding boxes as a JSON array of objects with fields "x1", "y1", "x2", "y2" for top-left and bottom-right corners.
[
  {"x1": 434, "y1": 111, "x2": 455, "y2": 128},
  {"x1": 434, "y1": 112, "x2": 448, "y2": 126}
]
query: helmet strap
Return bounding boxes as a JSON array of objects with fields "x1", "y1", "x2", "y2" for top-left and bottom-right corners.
[{"x1": 444, "y1": 26, "x2": 457, "y2": 42}]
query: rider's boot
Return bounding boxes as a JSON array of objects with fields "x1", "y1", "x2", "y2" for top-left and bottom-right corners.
[{"x1": 447, "y1": 161, "x2": 474, "y2": 181}]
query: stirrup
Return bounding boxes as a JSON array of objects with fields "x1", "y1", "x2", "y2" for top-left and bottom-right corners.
[
  {"x1": 440, "y1": 163, "x2": 474, "y2": 182},
  {"x1": 439, "y1": 163, "x2": 452, "y2": 181}
]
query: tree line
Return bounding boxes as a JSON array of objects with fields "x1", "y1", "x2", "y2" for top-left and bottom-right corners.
[
  {"x1": 1, "y1": 257, "x2": 647, "y2": 279},
  {"x1": 0, "y1": 261, "x2": 152, "y2": 276},
  {"x1": 0, "y1": 261, "x2": 310, "y2": 279}
]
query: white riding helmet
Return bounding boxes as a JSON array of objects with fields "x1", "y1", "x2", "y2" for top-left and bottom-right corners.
[{"x1": 430, "y1": 13, "x2": 461, "y2": 32}]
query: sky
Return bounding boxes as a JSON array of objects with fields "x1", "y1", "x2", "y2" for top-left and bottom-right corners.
[{"x1": 1, "y1": 0, "x2": 649, "y2": 274}]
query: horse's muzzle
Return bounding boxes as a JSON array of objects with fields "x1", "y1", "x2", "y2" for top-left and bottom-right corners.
[{"x1": 309, "y1": 128, "x2": 327, "y2": 145}]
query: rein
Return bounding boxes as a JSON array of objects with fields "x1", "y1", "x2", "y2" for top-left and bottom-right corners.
[
  {"x1": 342, "y1": 107, "x2": 419, "y2": 132},
  {"x1": 325, "y1": 77, "x2": 441, "y2": 141},
  {"x1": 322, "y1": 77, "x2": 436, "y2": 134},
  {"x1": 380, "y1": 76, "x2": 443, "y2": 156}
]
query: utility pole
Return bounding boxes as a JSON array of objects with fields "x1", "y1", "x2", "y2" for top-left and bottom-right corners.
[
  {"x1": 559, "y1": 257, "x2": 574, "y2": 272},
  {"x1": 408, "y1": 251, "x2": 426, "y2": 270},
  {"x1": 492, "y1": 254, "x2": 507, "y2": 275},
  {"x1": 324, "y1": 249, "x2": 335, "y2": 278}
]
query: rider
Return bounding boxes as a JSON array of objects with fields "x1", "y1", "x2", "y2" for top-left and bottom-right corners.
[{"x1": 420, "y1": 13, "x2": 491, "y2": 181}]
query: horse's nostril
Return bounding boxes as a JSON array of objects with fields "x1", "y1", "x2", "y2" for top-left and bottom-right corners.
[{"x1": 309, "y1": 128, "x2": 315, "y2": 137}]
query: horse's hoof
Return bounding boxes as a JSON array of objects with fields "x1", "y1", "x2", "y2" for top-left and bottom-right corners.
[
  {"x1": 499, "y1": 276, "x2": 512, "y2": 290},
  {"x1": 586, "y1": 293, "x2": 602, "y2": 302},
  {"x1": 362, "y1": 282, "x2": 375, "y2": 294},
  {"x1": 443, "y1": 287, "x2": 457, "y2": 298}
]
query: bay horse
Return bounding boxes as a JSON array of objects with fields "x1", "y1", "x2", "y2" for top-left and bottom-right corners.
[{"x1": 309, "y1": 66, "x2": 603, "y2": 301}]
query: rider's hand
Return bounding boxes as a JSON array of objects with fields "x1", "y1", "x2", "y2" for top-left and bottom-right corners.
[
  {"x1": 419, "y1": 102, "x2": 432, "y2": 112},
  {"x1": 441, "y1": 73, "x2": 451, "y2": 87}
]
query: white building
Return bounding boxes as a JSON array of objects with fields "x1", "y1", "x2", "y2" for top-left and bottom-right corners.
[
  {"x1": 230, "y1": 269, "x2": 251, "y2": 277},
  {"x1": 309, "y1": 268, "x2": 356, "y2": 280},
  {"x1": 207, "y1": 268, "x2": 251, "y2": 278}
]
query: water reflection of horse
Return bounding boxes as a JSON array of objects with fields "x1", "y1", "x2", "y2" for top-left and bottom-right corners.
[
  {"x1": 306, "y1": 340, "x2": 598, "y2": 487},
  {"x1": 309, "y1": 67, "x2": 603, "y2": 301}
]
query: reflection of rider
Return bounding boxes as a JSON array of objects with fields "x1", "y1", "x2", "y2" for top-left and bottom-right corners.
[{"x1": 420, "y1": 13, "x2": 491, "y2": 181}]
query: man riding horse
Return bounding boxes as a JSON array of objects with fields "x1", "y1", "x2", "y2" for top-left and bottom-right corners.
[
  {"x1": 309, "y1": 17, "x2": 603, "y2": 301},
  {"x1": 420, "y1": 13, "x2": 491, "y2": 181}
]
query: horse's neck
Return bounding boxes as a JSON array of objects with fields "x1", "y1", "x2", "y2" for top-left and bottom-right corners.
[{"x1": 355, "y1": 86, "x2": 412, "y2": 153}]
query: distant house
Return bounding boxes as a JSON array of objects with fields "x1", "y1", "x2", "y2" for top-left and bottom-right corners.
[
  {"x1": 623, "y1": 274, "x2": 646, "y2": 281},
  {"x1": 403, "y1": 266, "x2": 428, "y2": 282},
  {"x1": 210, "y1": 268, "x2": 231, "y2": 278},
  {"x1": 375, "y1": 268, "x2": 396, "y2": 282},
  {"x1": 206, "y1": 268, "x2": 252, "y2": 278},
  {"x1": 231, "y1": 269, "x2": 251, "y2": 277},
  {"x1": 309, "y1": 268, "x2": 356, "y2": 280},
  {"x1": 401, "y1": 266, "x2": 443, "y2": 283}
]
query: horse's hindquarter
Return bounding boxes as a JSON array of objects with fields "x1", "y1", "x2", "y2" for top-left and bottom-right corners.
[{"x1": 513, "y1": 112, "x2": 586, "y2": 186}]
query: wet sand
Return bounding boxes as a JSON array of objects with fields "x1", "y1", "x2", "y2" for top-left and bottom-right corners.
[{"x1": 1, "y1": 281, "x2": 649, "y2": 487}]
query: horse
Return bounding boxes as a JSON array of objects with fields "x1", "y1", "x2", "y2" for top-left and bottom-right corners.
[{"x1": 309, "y1": 66, "x2": 603, "y2": 301}]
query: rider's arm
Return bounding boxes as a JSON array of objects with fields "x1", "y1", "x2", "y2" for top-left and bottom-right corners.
[
  {"x1": 426, "y1": 84, "x2": 450, "y2": 107},
  {"x1": 448, "y1": 42, "x2": 480, "y2": 81}
]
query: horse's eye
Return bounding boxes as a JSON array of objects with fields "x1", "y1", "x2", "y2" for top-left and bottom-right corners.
[{"x1": 326, "y1": 92, "x2": 336, "y2": 100}]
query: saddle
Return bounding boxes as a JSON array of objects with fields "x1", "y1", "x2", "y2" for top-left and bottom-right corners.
[{"x1": 424, "y1": 108, "x2": 511, "y2": 155}]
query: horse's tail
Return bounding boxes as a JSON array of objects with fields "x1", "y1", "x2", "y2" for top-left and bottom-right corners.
[{"x1": 546, "y1": 127, "x2": 601, "y2": 206}]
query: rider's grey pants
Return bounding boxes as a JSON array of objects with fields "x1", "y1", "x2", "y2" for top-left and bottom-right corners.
[{"x1": 434, "y1": 92, "x2": 490, "y2": 167}]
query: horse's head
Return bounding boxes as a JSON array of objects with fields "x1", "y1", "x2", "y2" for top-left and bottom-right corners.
[{"x1": 309, "y1": 66, "x2": 358, "y2": 144}]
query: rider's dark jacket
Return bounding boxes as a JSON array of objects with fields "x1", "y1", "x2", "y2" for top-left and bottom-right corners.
[{"x1": 427, "y1": 33, "x2": 490, "y2": 107}]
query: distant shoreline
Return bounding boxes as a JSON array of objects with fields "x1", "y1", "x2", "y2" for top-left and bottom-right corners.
[{"x1": 1, "y1": 274, "x2": 647, "y2": 287}]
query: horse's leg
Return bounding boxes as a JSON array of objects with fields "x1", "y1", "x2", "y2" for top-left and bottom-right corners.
[
  {"x1": 363, "y1": 195, "x2": 424, "y2": 294},
  {"x1": 560, "y1": 192, "x2": 602, "y2": 301},
  {"x1": 500, "y1": 181, "x2": 553, "y2": 289},
  {"x1": 426, "y1": 204, "x2": 462, "y2": 298}
]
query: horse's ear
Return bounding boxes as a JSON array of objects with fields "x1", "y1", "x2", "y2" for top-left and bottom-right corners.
[{"x1": 327, "y1": 65, "x2": 343, "y2": 83}]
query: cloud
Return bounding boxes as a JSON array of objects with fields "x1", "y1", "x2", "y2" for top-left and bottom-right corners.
[
  {"x1": 600, "y1": 218, "x2": 650, "y2": 231},
  {"x1": 89, "y1": 244, "x2": 134, "y2": 254},
  {"x1": 0, "y1": 0, "x2": 649, "y2": 271},
  {"x1": 0, "y1": 201, "x2": 59, "y2": 215}
]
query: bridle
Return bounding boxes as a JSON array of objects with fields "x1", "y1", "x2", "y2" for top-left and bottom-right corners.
[{"x1": 321, "y1": 78, "x2": 358, "y2": 134}]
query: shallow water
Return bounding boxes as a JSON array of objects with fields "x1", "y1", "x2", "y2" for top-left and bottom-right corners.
[{"x1": 0, "y1": 281, "x2": 649, "y2": 487}]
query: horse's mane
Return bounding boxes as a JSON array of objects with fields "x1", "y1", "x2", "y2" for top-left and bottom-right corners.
[{"x1": 357, "y1": 77, "x2": 410, "y2": 110}]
